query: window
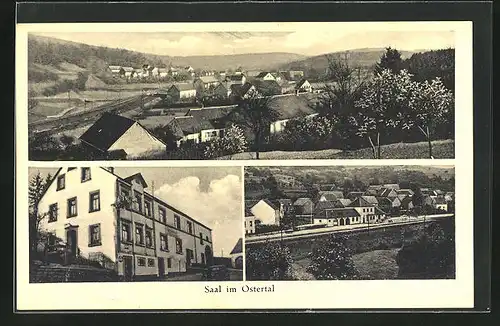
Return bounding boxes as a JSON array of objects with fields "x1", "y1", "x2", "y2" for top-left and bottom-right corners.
[
  {"x1": 187, "y1": 221, "x2": 193, "y2": 234},
  {"x1": 48, "y1": 203, "x2": 58, "y2": 222},
  {"x1": 135, "y1": 223, "x2": 144, "y2": 245},
  {"x1": 89, "y1": 191, "x2": 100, "y2": 212},
  {"x1": 67, "y1": 197, "x2": 77, "y2": 218},
  {"x1": 56, "y1": 175, "x2": 65, "y2": 191},
  {"x1": 89, "y1": 224, "x2": 101, "y2": 246},
  {"x1": 159, "y1": 207, "x2": 166, "y2": 223},
  {"x1": 249, "y1": 221, "x2": 253, "y2": 227},
  {"x1": 121, "y1": 189, "x2": 130, "y2": 199},
  {"x1": 121, "y1": 221, "x2": 132, "y2": 242},
  {"x1": 81, "y1": 168, "x2": 91, "y2": 182},
  {"x1": 47, "y1": 233, "x2": 57, "y2": 251},
  {"x1": 175, "y1": 238, "x2": 183, "y2": 254},
  {"x1": 144, "y1": 200, "x2": 151, "y2": 217},
  {"x1": 160, "y1": 233, "x2": 168, "y2": 251},
  {"x1": 167, "y1": 258, "x2": 172, "y2": 268},
  {"x1": 200, "y1": 232, "x2": 203, "y2": 245},
  {"x1": 145, "y1": 228, "x2": 153, "y2": 248},
  {"x1": 134, "y1": 191, "x2": 142, "y2": 212},
  {"x1": 174, "y1": 214, "x2": 183, "y2": 229},
  {"x1": 147, "y1": 258, "x2": 155, "y2": 267},
  {"x1": 137, "y1": 257, "x2": 146, "y2": 267}
]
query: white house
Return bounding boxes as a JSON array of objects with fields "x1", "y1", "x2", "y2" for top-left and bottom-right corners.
[
  {"x1": 167, "y1": 84, "x2": 197, "y2": 101},
  {"x1": 255, "y1": 72, "x2": 276, "y2": 81},
  {"x1": 268, "y1": 94, "x2": 319, "y2": 134},
  {"x1": 244, "y1": 215, "x2": 259, "y2": 235},
  {"x1": 79, "y1": 113, "x2": 166, "y2": 159},
  {"x1": 122, "y1": 67, "x2": 135, "y2": 78},
  {"x1": 313, "y1": 208, "x2": 362, "y2": 226},
  {"x1": 38, "y1": 167, "x2": 214, "y2": 280},
  {"x1": 295, "y1": 79, "x2": 312, "y2": 93},
  {"x1": 249, "y1": 199, "x2": 280, "y2": 226}
]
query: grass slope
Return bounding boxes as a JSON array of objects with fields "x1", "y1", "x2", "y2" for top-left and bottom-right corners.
[
  {"x1": 223, "y1": 140, "x2": 454, "y2": 160},
  {"x1": 352, "y1": 249, "x2": 400, "y2": 280}
]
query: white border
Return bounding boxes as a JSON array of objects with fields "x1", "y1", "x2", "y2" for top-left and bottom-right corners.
[{"x1": 16, "y1": 21, "x2": 473, "y2": 310}]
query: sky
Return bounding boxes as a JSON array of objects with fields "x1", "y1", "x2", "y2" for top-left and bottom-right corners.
[
  {"x1": 29, "y1": 167, "x2": 243, "y2": 257},
  {"x1": 33, "y1": 29, "x2": 454, "y2": 57}
]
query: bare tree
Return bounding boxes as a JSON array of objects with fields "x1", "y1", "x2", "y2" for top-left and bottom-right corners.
[
  {"x1": 29, "y1": 172, "x2": 52, "y2": 257},
  {"x1": 231, "y1": 94, "x2": 280, "y2": 159}
]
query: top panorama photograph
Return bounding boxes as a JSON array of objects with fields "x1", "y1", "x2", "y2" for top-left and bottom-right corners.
[{"x1": 27, "y1": 28, "x2": 455, "y2": 161}]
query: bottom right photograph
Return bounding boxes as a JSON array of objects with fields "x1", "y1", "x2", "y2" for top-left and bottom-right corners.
[{"x1": 244, "y1": 165, "x2": 455, "y2": 281}]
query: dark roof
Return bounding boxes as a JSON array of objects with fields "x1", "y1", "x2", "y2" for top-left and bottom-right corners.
[
  {"x1": 434, "y1": 196, "x2": 447, "y2": 204},
  {"x1": 397, "y1": 189, "x2": 414, "y2": 195},
  {"x1": 351, "y1": 196, "x2": 379, "y2": 207},
  {"x1": 400, "y1": 196, "x2": 413, "y2": 207},
  {"x1": 169, "y1": 84, "x2": 196, "y2": 92},
  {"x1": 347, "y1": 191, "x2": 364, "y2": 198},
  {"x1": 226, "y1": 75, "x2": 244, "y2": 81},
  {"x1": 314, "y1": 200, "x2": 337, "y2": 213},
  {"x1": 378, "y1": 188, "x2": 397, "y2": 197},
  {"x1": 376, "y1": 197, "x2": 393, "y2": 206},
  {"x1": 315, "y1": 208, "x2": 361, "y2": 219},
  {"x1": 79, "y1": 113, "x2": 136, "y2": 151},
  {"x1": 230, "y1": 238, "x2": 243, "y2": 255},
  {"x1": 295, "y1": 79, "x2": 309, "y2": 88},
  {"x1": 294, "y1": 197, "x2": 313, "y2": 206},
  {"x1": 256, "y1": 72, "x2": 271, "y2": 78},
  {"x1": 335, "y1": 199, "x2": 352, "y2": 207},
  {"x1": 230, "y1": 82, "x2": 254, "y2": 97},
  {"x1": 124, "y1": 173, "x2": 148, "y2": 188},
  {"x1": 318, "y1": 191, "x2": 344, "y2": 201},
  {"x1": 261, "y1": 198, "x2": 278, "y2": 210},
  {"x1": 268, "y1": 94, "x2": 317, "y2": 120},
  {"x1": 187, "y1": 107, "x2": 236, "y2": 129},
  {"x1": 168, "y1": 116, "x2": 214, "y2": 138}
]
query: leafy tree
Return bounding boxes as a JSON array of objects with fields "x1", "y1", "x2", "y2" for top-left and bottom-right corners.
[
  {"x1": 231, "y1": 94, "x2": 279, "y2": 159},
  {"x1": 307, "y1": 234, "x2": 359, "y2": 280},
  {"x1": 29, "y1": 172, "x2": 51, "y2": 258},
  {"x1": 149, "y1": 125, "x2": 177, "y2": 150},
  {"x1": 396, "y1": 222, "x2": 455, "y2": 279},
  {"x1": 352, "y1": 69, "x2": 417, "y2": 158},
  {"x1": 278, "y1": 115, "x2": 339, "y2": 151},
  {"x1": 246, "y1": 242, "x2": 294, "y2": 280},
  {"x1": 402, "y1": 48, "x2": 455, "y2": 91},
  {"x1": 374, "y1": 47, "x2": 403, "y2": 75},
  {"x1": 203, "y1": 124, "x2": 248, "y2": 159},
  {"x1": 404, "y1": 77, "x2": 454, "y2": 158}
]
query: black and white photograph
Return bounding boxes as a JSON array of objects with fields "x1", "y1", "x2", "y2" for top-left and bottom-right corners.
[
  {"x1": 28, "y1": 166, "x2": 243, "y2": 282},
  {"x1": 27, "y1": 26, "x2": 454, "y2": 161},
  {"x1": 244, "y1": 165, "x2": 455, "y2": 281}
]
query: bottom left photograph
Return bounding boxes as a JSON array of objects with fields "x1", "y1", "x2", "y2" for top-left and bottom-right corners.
[{"x1": 27, "y1": 166, "x2": 244, "y2": 282}]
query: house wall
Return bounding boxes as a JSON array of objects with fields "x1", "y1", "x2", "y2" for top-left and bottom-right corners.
[
  {"x1": 245, "y1": 216, "x2": 257, "y2": 234},
  {"x1": 250, "y1": 200, "x2": 279, "y2": 225},
  {"x1": 353, "y1": 206, "x2": 378, "y2": 223},
  {"x1": 108, "y1": 123, "x2": 166, "y2": 158},
  {"x1": 179, "y1": 89, "x2": 197, "y2": 99},
  {"x1": 177, "y1": 132, "x2": 201, "y2": 147},
  {"x1": 201, "y1": 129, "x2": 223, "y2": 143},
  {"x1": 38, "y1": 167, "x2": 118, "y2": 264},
  {"x1": 115, "y1": 178, "x2": 212, "y2": 277},
  {"x1": 270, "y1": 119, "x2": 289, "y2": 134}
]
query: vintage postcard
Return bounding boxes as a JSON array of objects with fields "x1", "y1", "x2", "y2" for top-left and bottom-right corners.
[{"x1": 16, "y1": 21, "x2": 473, "y2": 311}]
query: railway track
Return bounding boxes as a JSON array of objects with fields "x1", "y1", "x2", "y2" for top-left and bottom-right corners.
[{"x1": 28, "y1": 95, "x2": 157, "y2": 135}]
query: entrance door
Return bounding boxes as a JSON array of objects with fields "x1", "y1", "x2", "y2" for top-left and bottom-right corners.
[
  {"x1": 205, "y1": 246, "x2": 213, "y2": 266},
  {"x1": 158, "y1": 257, "x2": 165, "y2": 278},
  {"x1": 339, "y1": 218, "x2": 345, "y2": 226},
  {"x1": 346, "y1": 218, "x2": 350, "y2": 225},
  {"x1": 66, "y1": 228, "x2": 78, "y2": 262},
  {"x1": 186, "y1": 249, "x2": 193, "y2": 269},
  {"x1": 123, "y1": 256, "x2": 133, "y2": 281},
  {"x1": 201, "y1": 253, "x2": 206, "y2": 265}
]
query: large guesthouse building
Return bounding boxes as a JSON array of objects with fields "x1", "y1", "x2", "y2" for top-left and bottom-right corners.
[{"x1": 38, "y1": 167, "x2": 213, "y2": 280}]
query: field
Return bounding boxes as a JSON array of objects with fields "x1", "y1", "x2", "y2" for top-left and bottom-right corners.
[{"x1": 223, "y1": 140, "x2": 454, "y2": 160}]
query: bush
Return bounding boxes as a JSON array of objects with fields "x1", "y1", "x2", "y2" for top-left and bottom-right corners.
[
  {"x1": 396, "y1": 222, "x2": 455, "y2": 279},
  {"x1": 204, "y1": 125, "x2": 248, "y2": 158},
  {"x1": 306, "y1": 234, "x2": 359, "y2": 280},
  {"x1": 245, "y1": 242, "x2": 294, "y2": 280}
]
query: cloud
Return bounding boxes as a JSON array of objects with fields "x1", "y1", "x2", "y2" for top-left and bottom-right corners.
[{"x1": 156, "y1": 174, "x2": 242, "y2": 257}]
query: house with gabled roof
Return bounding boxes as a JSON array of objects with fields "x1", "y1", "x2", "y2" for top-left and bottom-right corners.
[
  {"x1": 267, "y1": 94, "x2": 319, "y2": 134},
  {"x1": 377, "y1": 187, "x2": 399, "y2": 198},
  {"x1": 397, "y1": 189, "x2": 414, "y2": 197},
  {"x1": 229, "y1": 82, "x2": 258, "y2": 99},
  {"x1": 316, "y1": 190, "x2": 344, "y2": 202},
  {"x1": 293, "y1": 197, "x2": 314, "y2": 221},
  {"x1": 313, "y1": 208, "x2": 361, "y2": 227},
  {"x1": 333, "y1": 198, "x2": 352, "y2": 208},
  {"x1": 225, "y1": 74, "x2": 246, "y2": 84},
  {"x1": 249, "y1": 199, "x2": 281, "y2": 226},
  {"x1": 295, "y1": 79, "x2": 312, "y2": 93},
  {"x1": 364, "y1": 185, "x2": 384, "y2": 196},
  {"x1": 400, "y1": 196, "x2": 414, "y2": 212},
  {"x1": 166, "y1": 115, "x2": 222, "y2": 147},
  {"x1": 351, "y1": 195, "x2": 379, "y2": 207},
  {"x1": 167, "y1": 84, "x2": 197, "y2": 101},
  {"x1": 255, "y1": 72, "x2": 276, "y2": 81},
  {"x1": 38, "y1": 167, "x2": 213, "y2": 279},
  {"x1": 79, "y1": 113, "x2": 166, "y2": 159},
  {"x1": 346, "y1": 191, "x2": 364, "y2": 200}
]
